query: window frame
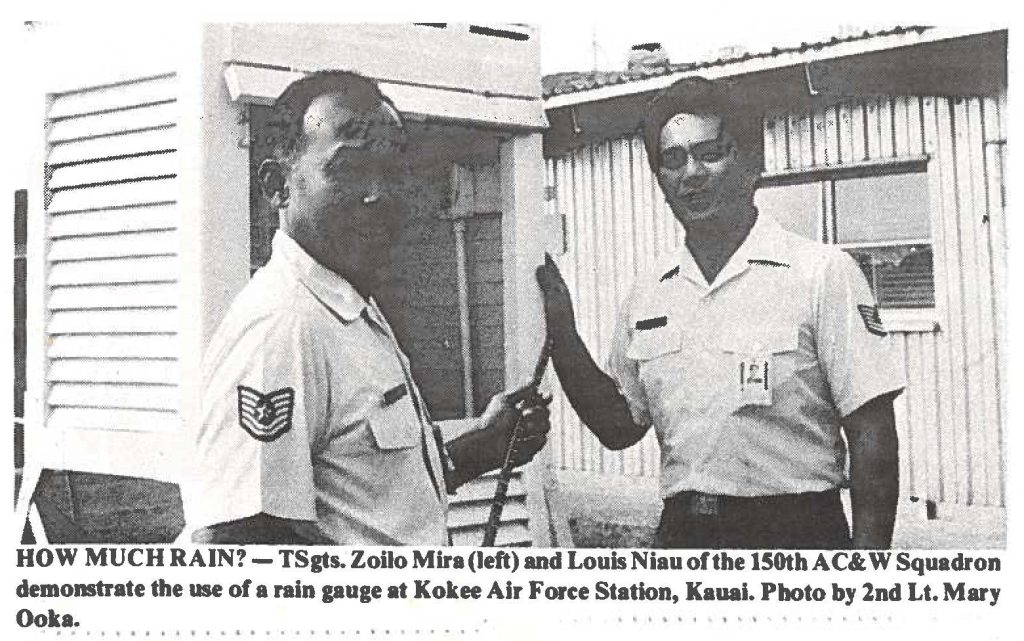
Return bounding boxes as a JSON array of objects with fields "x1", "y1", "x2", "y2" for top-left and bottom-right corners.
[{"x1": 757, "y1": 155, "x2": 940, "y2": 332}]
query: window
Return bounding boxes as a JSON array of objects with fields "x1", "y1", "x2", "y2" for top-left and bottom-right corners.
[{"x1": 755, "y1": 168, "x2": 934, "y2": 309}]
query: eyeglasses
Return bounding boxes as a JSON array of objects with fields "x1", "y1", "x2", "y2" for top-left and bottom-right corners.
[{"x1": 658, "y1": 143, "x2": 733, "y2": 171}]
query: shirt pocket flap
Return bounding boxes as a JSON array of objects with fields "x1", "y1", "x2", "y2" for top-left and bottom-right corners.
[
  {"x1": 719, "y1": 325, "x2": 799, "y2": 354},
  {"x1": 368, "y1": 395, "x2": 420, "y2": 450},
  {"x1": 626, "y1": 323, "x2": 681, "y2": 361}
]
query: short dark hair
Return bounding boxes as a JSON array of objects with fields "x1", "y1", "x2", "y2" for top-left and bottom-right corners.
[
  {"x1": 642, "y1": 77, "x2": 763, "y2": 172},
  {"x1": 261, "y1": 70, "x2": 404, "y2": 166}
]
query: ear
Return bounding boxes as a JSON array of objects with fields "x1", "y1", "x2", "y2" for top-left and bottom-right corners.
[{"x1": 257, "y1": 159, "x2": 289, "y2": 208}]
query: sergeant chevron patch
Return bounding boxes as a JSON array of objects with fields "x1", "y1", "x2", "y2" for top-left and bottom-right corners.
[
  {"x1": 857, "y1": 304, "x2": 887, "y2": 337},
  {"x1": 237, "y1": 385, "x2": 295, "y2": 441}
]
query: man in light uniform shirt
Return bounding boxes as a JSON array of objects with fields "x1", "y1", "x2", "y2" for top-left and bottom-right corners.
[
  {"x1": 190, "y1": 71, "x2": 549, "y2": 545},
  {"x1": 537, "y1": 77, "x2": 903, "y2": 548}
]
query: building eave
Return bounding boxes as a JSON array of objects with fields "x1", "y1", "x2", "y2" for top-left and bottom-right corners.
[{"x1": 544, "y1": 26, "x2": 1002, "y2": 110}]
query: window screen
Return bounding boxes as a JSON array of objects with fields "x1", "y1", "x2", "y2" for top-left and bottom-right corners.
[
  {"x1": 756, "y1": 169, "x2": 934, "y2": 309},
  {"x1": 834, "y1": 172, "x2": 930, "y2": 244}
]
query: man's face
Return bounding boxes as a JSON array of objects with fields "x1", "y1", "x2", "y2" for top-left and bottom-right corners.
[
  {"x1": 656, "y1": 112, "x2": 751, "y2": 225},
  {"x1": 284, "y1": 91, "x2": 405, "y2": 285}
]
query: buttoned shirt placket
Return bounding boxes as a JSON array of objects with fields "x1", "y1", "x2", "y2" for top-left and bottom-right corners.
[{"x1": 364, "y1": 299, "x2": 445, "y2": 502}]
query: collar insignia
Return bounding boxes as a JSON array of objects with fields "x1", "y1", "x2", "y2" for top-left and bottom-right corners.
[
  {"x1": 660, "y1": 265, "x2": 680, "y2": 281},
  {"x1": 237, "y1": 386, "x2": 295, "y2": 442},
  {"x1": 748, "y1": 258, "x2": 790, "y2": 268}
]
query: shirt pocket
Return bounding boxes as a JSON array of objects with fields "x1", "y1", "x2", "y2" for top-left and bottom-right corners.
[
  {"x1": 367, "y1": 393, "x2": 421, "y2": 451},
  {"x1": 718, "y1": 324, "x2": 800, "y2": 407},
  {"x1": 625, "y1": 321, "x2": 681, "y2": 362}
]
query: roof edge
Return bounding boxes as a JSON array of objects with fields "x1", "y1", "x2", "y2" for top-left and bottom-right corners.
[{"x1": 544, "y1": 26, "x2": 1003, "y2": 109}]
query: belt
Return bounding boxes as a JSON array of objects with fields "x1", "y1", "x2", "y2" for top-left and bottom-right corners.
[{"x1": 665, "y1": 489, "x2": 841, "y2": 518}]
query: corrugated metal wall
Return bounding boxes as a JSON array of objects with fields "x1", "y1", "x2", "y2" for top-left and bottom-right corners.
[
  {"x1": 545, "y1": 90, "x2": 1007, "y2": 507},
  {"x1": 43, "y1": 74, "x2": 182, "y2": 437}
]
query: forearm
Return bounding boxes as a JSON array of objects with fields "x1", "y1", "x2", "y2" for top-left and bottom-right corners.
[
  {"x1": 445, "y1": 434, "x2": 491, "y2": 492},
  {"x1": 192, "y1": 514, "x2": 331, "y2": 545},
  {"x1": 552, "y1": 328, "x2": 646, "y2": 450},
  {"x1": 844, "y1": 399, "x2": 900, "y2": 549}
]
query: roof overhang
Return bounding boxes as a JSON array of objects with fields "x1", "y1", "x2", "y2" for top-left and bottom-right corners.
[
  {"x1": 220, "y1": 24, "x2": 548, "y2": 131},
  {"x1": 224, "y1": 63, "x2": 548, "y2": 131},
  {"x1": 544, "y1": 26, "x2": 1006, "y2": 110}
]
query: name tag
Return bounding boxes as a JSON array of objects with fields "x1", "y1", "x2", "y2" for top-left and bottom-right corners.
[
  {"x1": 737, "y1": 354, "x2": 772, "y2": 406},
  {"x1": 382, "y1": 383, "x2": 408, "y2": 407},
  {"x1": 635, "y1": 316, "x2": 668, "y2": 331}
]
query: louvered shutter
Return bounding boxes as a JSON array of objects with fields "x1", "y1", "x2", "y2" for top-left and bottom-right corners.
[
  {"x1": 43, "y1": 74, "x2": 182, "y2": 442},
  {"x1": 447, "y1": 471, "x2": 532, "y2": 546}
]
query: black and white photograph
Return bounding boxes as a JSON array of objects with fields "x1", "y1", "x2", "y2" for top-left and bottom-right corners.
[{"x1": 5, "y1": 13, "x2": 1014, "y2": 637}]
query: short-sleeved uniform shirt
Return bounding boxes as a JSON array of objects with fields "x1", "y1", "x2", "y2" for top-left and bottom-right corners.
[
  {"x1": 607, "y1": 214, "x2": 904, "y2": 499},
  {"x1": 190, "y1": 231, "x2": 449, "y2": 545}
]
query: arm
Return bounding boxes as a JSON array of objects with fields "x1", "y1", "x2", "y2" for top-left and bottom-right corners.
[
  {"x1": 536, "y1": 255, "x2": 647, "y2": 450},
  {"x1": 192, "y1": 514, "x2": 332, "y2": 545},
  {"x1": 841, "y1": 392, "x2": 900, "y2": 549},
  {"x1": 444, "y1": 388, "x2": 551, "y2": 492}
]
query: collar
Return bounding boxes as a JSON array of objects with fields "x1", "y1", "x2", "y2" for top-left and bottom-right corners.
[
  {"x1": 667, "y1": 212, "x2": 793, "y2": 290},
  {"x1": 271, "y1": 230, "x2": 368, "y2": 322}
]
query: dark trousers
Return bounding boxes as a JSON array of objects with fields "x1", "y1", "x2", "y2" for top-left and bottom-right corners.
[{"x1": 655, "y1": 489, "x2": 851, "y2": 549}]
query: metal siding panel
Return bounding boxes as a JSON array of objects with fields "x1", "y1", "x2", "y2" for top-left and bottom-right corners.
[
  {"x1": 47, "y1": 334, "x2": 177, "y2": 359},
  {"x1": 48, "y1": 101, "x2": 178, "y2": 143},
  {"x1": 812, "y1": 107, "x2": 827, "y2": 167},
  {"x1": 864, "y1": 99, "x2": 882, "y2": 160},
  {"x1": 976, "y1": 97, "x2": 1005, "y2": 507},
  {"x1": 935, "y1": 97, "x2": 972, "y2": 504},
  {"x1": 49, "y1": 282, "x2": 179, "y2": 310},
  {"x1": 893, "y1": 96, "x2": 910, "y2": 156},
  {"x1": 892, "y1": 336, "x2": 911, "y2": 496},
  {"x1": 824, "y1": 104, "x2": 840, "y2": 166},
  {"x1": 599, "y1": 141, "x2": 617, "y2": 475},
  {"x1": 48, "y1": 255, "x2": 178, "y2": 286},
  {"x1": 851, "y1": 101, "x2": 867, "y2": 162},
  {"x1": 48, "y1": 74, "x2": 177, "y2": 118},
  {"x1": 48, "y1": 127, "x2": 178, "y2": 165},
  {"x1": 554, "y1": 157, "x2": 574, "y2": 471},
  {"x1": 982, "y1": 95, "x2": 1007, "y2": 506},
  {"x1": 773, "y1": 114, "x2": 790, "y2": 171},
  {"x1": 879, "y1": 97, "x2": 896, "y2": 158},
  {"x1": 787, "y1": 111, "x2": 804, "y2": 169},
  {"x1": 904, "y1": 333, "x2": 927, "y2": 499},
  {"x1": 565, "y1": 153, "x2": 584, "y2": 473},
  {"x1": 48, "y1": 152, "x2": 177, "y2": 190},
  {"x1": 762, "y1": 116, "x2": 777, "y2": 173},
  {"x1": 48, "y1": 382, "x2": 178, "y2": 411},
  {"x1": 48, "y1": 229, "x2": 178, "y2": 261},
  {"x1": 798, "y1": 110, "x2": 813, "y2": 169},
  {"x1": 48, "y1": 358, "x2": 180, "y2": 385},
  {"x1": 921, "y1": 96, "x2": 956, "y2": 503},
  {"x1": 838, "y1": 102, "x2": 855, "y2": 165},
  {"x1": 921, "y1": 332, "x2": 942, "y2": 501},
  {"x1": 913, "y1": 96, "x2": 929, "y2": 157},
  {"x1": 578, "y1": 146, "x2": 596, "y2": 472},
  {"x1": 49, "y1": 204, "x2": 177, "y2": 238},
  {"x1": 47, "y1": 178, "x2": 177, "y2": 214},
  {"x1": 957, "y1": 97, "x2": 995, "y2": 505}
]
